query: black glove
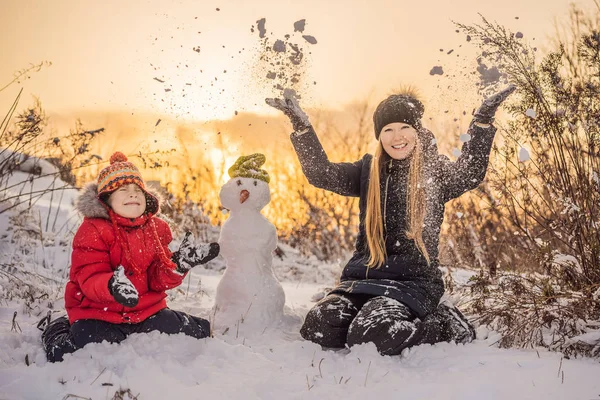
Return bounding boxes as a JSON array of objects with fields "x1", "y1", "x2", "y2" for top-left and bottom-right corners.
[
  {"x1": 265, "y1": 96, "x2": 311, "y2": 131},
  {"x1": 172, "y1": 232, "x2": 220, "y2": 274},
  {"x1": 108, "y1": 266, "x2": 139, "y2": 308},
  {"x1": 473, "y1": 85, "x2": 517, "y2": 124}
]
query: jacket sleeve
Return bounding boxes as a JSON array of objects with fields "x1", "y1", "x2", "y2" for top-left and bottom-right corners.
[
  {"x1": 290, "y1": 126, "x2": 364, "y2": 197},
  {"x1": 436, "y1": 122, "x2": 498, "y2": 202},
  {"x1": 70, "y1": 220, "x2": 115, "y2": 303},
  {"x1": 147, "y1": 218, "x2": 186, "y2": 292}
]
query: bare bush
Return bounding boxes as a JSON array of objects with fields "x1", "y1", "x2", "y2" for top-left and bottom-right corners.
[
  {"x1": 0, "y1": 94, "x2": 104, "y2": 217},
  {"x1": 449, "y1": 5, "x2": 600, "y2": 356}
]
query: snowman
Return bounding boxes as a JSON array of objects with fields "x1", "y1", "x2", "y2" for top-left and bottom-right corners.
[{"x1": 213, "y1": 153, "x2": 285, "y2": 333}]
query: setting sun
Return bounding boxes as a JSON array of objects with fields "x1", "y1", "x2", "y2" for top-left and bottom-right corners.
[{"x1": 208, "y1": 148, "x2": 235, "y2": 184}]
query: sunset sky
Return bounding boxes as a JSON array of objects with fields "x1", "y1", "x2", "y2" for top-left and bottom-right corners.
[{"x1": 2, "y1": 0, "x2": 573, "y2": 123}]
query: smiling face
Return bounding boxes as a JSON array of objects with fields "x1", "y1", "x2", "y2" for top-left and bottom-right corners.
[
  {"x1": 379, "y1": 122, "x2": 418, "y2": 160},
  {"x1": 107, "y1": 183, "x2": 147, "y2": 218}
]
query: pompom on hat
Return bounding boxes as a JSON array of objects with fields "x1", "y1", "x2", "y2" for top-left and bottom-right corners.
[
  {"x1": 97, "y1": 152, "x2": 159, "y2": 214},
  {"x1": 373, "y1": 94, "x2": 425, "y2": 139},
  {"x1": 228, "y1": 153, "x2": 270, "y2": 184}
]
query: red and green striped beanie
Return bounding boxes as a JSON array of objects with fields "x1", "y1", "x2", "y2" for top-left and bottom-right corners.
[{"x1": 97, "y1": 152, "x2": 146, "y2": 197}]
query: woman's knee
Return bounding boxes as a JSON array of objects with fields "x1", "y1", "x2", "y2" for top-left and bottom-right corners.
[
  {"x1": 304, "y1": 295, "x2": 358, "y2": 328},
  {"x1": 347, "y1": 297, "x2": 416, "y2": 354},
  {"x1": 300, "y1": 294, "x2": 358, "y2": 348}
]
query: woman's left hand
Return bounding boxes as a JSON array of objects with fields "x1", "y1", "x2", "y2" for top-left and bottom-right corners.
[{"x1": 473, "y1": 84, "x2": 517, "y2": 125}]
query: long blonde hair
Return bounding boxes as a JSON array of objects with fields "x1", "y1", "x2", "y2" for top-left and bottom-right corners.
[{"x1": 365, "y1": 136, "x2": 430, "y2": 268}]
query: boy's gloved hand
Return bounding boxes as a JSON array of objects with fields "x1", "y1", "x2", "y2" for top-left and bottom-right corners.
[
  {"x1": 172, "y1": 232, "x2": 220, "y2": 274},
  {"x1": 473, "y1": 84, "x2": 517, "y2": 125},
  {"x1": 265, "y1": 96, "x2": 310, "y2": 132},
  {"x1": 108, "y1": 265, "x2": 139, "y2": 308}
]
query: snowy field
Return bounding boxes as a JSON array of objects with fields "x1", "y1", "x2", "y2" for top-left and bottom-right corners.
[
  {"x1": 1, "y1": 170, "x2": 600, "y2": 400},
  {"x1": 2, "y1": 269, "x2": 600, "y2": 400}
]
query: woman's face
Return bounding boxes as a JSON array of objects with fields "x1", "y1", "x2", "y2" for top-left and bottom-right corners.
[
  {"x1": 107, "y1": 183, "x2": 147, "y2": 218},
  {"x1": 380, "y1": 122, "x2": 418, "y2": 160}
]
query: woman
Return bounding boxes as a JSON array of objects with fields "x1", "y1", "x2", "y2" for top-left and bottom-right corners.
[{"x1": 266, "y1": 85, "x2": 514, "y2": 355}]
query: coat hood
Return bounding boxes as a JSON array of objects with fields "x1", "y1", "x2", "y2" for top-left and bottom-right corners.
[{"x1": 75, "y1": 182, "x2": 163, "y2": 219}]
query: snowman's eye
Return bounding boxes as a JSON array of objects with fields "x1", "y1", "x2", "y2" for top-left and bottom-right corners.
[
  {"x1": 236, "y1": 180, "x2": 242, "y2": 186},
  {"x1": 253, "y1": 181, "x2": 257, "y2": 186}
]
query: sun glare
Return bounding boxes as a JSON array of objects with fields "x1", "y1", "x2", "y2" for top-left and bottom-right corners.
[
  {"x1": 137, "y1": 15, "x2": 261, "y2": 123},
  {"x1": 208, "y1": 148, "x2": 238, "y2": 184}
]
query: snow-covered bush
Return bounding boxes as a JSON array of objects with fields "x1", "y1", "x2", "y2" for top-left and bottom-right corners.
[
  {"x1": 0, "y1": 99, "x2": 104, "y2": 213},
  {"x1": 446, "y1": 4, "x2": 600, "y2": 356},
  {"x1": 464, "y1": 268, "x2": 600, "y2": 358},
  {"x1": 0, "y1": 199, "x2": 74, "y2": 319},
  {"x1": 454, "y1": 3, "x2": 600, "y2": 286},
  {"x1": 0, "y1": 79, "x2": 105, "y2": 311}
]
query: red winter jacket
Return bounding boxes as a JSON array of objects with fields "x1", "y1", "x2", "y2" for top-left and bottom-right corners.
[{"x1": 65, "y1": 183, "x2": 186, "y2": 324}]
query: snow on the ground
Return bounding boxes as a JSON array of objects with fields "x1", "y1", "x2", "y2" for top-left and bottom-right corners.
[
  {"x1": 2, "y1": 270, "x2": 600, "y2": 400},
  {"x1": 1, "y1": 170, "x2": 600, "y2": 400}
]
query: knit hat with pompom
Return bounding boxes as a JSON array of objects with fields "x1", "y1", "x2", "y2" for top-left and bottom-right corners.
[
  {"x1": 97, "y1": 152, "x2": 159, "y2": 214},
  {"x1": 373, "y1": 94, "x2": 425, "y2": 139}
]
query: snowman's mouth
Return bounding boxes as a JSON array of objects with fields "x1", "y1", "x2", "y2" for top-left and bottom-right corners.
[{"x1": 240, "y1": 190, "x2": 250, "y2": 204}]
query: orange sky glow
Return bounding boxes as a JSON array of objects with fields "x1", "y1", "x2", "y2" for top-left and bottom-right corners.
[
  {"x1": 0, "y1": 0, "x2": 584, "y2": 226},
  {"x1": 2, "y1": 0, "x2": 573, "y2": 121}
]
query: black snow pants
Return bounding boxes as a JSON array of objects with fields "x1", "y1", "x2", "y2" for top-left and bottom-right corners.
[
  {"x1": 300, "y1": 293, "x2": 475, "y2": 356},
  {"x1": 41, "y1": 308, "x2": 210, "y2": 362}
]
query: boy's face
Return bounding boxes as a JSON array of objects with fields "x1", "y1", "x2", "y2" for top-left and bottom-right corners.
[{"x1": 107, "y1": 183, "x2": 147, "y2": 218}]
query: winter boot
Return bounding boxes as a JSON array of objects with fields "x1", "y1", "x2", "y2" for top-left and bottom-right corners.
[
  {"x1": 429, "y1": 302, "x2": 476, "y2": 344},
  {"x1": 40, "y1": 315, "x2": 78, "y2": 362},
  {"x1": 36, "y1": 311, "x2": 52, "y2": 332}
]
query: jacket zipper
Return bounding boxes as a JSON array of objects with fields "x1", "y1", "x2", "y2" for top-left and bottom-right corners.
[
  {"x1": 383, "y1": 173, "x2": 391, "y2": 234},
  {"x1": 366, "y1": 164, "x2": 392, "y2": 280}
]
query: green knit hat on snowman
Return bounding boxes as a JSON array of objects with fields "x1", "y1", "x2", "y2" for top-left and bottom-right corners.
[{"x1": 228, "y1": 153, "x2": 270, "y2": 184}]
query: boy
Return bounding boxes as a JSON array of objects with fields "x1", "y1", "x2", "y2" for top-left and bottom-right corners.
[{"x1": 41, "y1": 152, "x2": 219, "y2": 362}]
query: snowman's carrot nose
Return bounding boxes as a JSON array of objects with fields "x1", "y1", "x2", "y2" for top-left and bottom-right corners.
[{"x1": 240, "y1": 190, "x2": 250, "y2": 204}]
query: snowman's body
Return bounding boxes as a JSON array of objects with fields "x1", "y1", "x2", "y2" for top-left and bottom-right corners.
[{"x1": 213, "y1": 176, "x2": 285, "y2": 332}]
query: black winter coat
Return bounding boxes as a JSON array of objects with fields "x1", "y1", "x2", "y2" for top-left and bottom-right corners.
[{"x1": 291, "y1": 122, "x2": 497, "y2": 318}]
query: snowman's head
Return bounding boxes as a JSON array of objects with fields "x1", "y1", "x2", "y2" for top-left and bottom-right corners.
[
  {"x1": 220, "y1": 176, "x2": 270, "y2": 212},
  {"x1": 220, "y1": 153, "x2": 271, "y2": 212}
]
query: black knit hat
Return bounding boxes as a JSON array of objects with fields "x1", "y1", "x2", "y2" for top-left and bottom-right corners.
[{"x1": 373, "y1": 94, "x2": 425, "y2": 139}]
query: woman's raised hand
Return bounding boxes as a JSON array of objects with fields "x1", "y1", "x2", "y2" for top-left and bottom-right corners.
[
  {"x1": 265, "y1": 96, "x2": 311, "y2": 131},
  {"x1": 473, "y1": 84, "x2": 517, "y2": 125}
]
